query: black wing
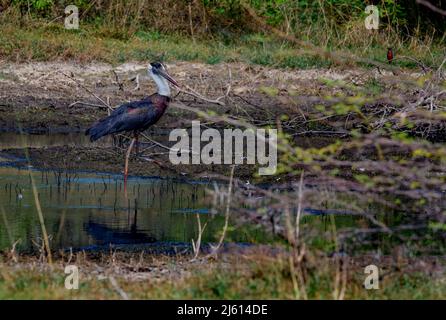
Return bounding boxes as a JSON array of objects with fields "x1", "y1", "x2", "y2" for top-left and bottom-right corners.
[{"x1": 86, "y1": 98, "x2": 158, "y2": 141}]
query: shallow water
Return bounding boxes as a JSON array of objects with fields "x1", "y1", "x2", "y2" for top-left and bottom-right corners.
[
  {"x1": 0, "y1": 132, "x2": 244, "y2": 252},
  {"x1": 0, "y1": 164, "x2": 250, "y2": 252},
  {"x1": 0, "y1": 132, "x2": 425, "y2": 254},
  {"x1": 0, "y1": 131, "x2": 105, "y2": 149}
]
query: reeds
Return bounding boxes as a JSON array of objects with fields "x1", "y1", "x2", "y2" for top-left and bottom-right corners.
[{"x1": 17, "y1": 126, "x2": 53, "y2": 265}]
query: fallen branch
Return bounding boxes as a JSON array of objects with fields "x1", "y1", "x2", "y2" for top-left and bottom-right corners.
[
  {"x1": 68, "y1": 101, "x2": 108, "y2": 109},
  {"x1": 178, "y1": 84, "x2": 226, "y2": 106},
  {"x1": 139, "y1": 132, "x2": 200, "y2": 156},
  {"x1": 59, "y1": 71, "x2": 114, "y2": 112}
]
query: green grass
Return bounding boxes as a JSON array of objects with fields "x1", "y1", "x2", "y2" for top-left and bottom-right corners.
[
  {"x1": 1, "y1": 255, "x2": 444, "y2": 299},
  {"x1": 0, "y1": 19, "x2": 444, "y2": 71}
]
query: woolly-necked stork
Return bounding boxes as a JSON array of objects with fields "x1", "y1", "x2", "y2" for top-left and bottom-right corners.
[{"x1": 86, "y1": 62, "x2": 179, "y2": 189}]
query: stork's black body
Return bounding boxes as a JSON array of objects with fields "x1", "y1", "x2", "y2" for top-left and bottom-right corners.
[{"x1": 86, "y1": 94, "x2": 170, "y2": 141}]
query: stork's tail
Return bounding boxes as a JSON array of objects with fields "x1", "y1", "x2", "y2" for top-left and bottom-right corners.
[{"x1": 85, "y1": 118, "x2": 114, "y2": 142}]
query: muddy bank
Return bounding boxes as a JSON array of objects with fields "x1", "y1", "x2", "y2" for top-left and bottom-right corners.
[
  {"x1": 2, "y1": 144, "x2": 252, "y2": 180},
  {"x1": 0, "y1": 61, "x2": 255, "y2": 132},
  {"x1": 0, "y1": 61, "x2": 425, "y2": 180},
  {"x1": 0, "y1": 60, "x2": 416, "y2": 133},
  {"x1": 0, "y1": 131, "x2": 336, "y2": 181}
]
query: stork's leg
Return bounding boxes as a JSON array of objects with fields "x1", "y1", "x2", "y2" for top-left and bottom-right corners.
[
  {"x1": 134, "y1": 132, "x2": 139, "y2": 156},
  {"x1": 124, "y1": 137, "x2": 136, "y2": 194}
]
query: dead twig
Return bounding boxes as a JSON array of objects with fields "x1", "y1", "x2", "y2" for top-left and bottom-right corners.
[
  {"x1": 59, "y1": 71, "x2": 113, "y2": 112},
  {"x1": 416, "y1": 0, "x2": 446, "y2": 16},
  {"x1": 394, "y1": 55, "x2": 431, "y2": 73},
  {"x1": 109, "y1": 276, "x2": 130, "y2": 300},
  {"x1": 68, "y1": 101, "x2": 108, "y2": 109},
  {"x1": 206, "y1": 165, "x2": 235, "y2": 258},
  {"x1": 178, "y1": 84, "x2": 226, "y2": 106},
  {"x1": 132, "y1": 74, "x2": 140, "y2": 91},
  {"x1": 139, "y1": 132, "x2": 199, "y2": 156},
  {"x1": 191, "y1": 213, "x2": 208, "y2": 261},
  {"x1": 112, "y1": 70, "x2": 124, "y2": 91}
]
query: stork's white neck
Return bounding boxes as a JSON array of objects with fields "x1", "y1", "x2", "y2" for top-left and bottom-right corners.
[{"x1": 150, "y1": 72, "x2": 170, "y2": 97}]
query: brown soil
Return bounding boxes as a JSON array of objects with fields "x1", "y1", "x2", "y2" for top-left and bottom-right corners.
[
  {"x1": 1, "y1": 60, "x2": 411, "y2": 132},
  {"x1": 0, "y1": 61, "x2": 422, "y2": 179}
]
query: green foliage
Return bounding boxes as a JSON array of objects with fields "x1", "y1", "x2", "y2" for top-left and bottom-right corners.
[
  {"x1": 1, "y1": 1, "x2": 444, "y2": 70},
  {"x1": 134, "y1": 30, "x2": 162, "y2": 41},
  {"x1": 12, "y1": 0, "x2": 54, "y2": 10},
  {"x1": 364, "y1": 78, "x2": 383, "y2": 95},
  {"x1": 1, "y1": 257, "x2": 444, "y2": 299},
  {"x1": 4, "y1": 0, "x2": 445, "y2": 37}
]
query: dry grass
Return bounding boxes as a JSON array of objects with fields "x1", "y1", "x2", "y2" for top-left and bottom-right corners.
[
  {"x1": 0, "y1": 3, "x2": 444, "y2": 70},
  {"x1": 0, "y1": 249, "x2": 444, "y2": 299}
]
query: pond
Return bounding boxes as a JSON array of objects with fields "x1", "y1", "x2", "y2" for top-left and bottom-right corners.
[
  {"x1": 0, "y1": 132, "x2": 274, "y2": 252},
  {"x1": 0, "y1": 131, "x2": 105, "y2": 149},
  {"x1": 0, "y1": 132, "x2": 428, "y2": 254}
]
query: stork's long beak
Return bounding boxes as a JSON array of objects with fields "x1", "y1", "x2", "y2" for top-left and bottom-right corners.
[{"x1": 158, "y1": 69, "x2": 180, "y2": 88}]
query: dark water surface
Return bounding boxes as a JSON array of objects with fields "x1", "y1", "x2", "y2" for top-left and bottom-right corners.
[
  {"x1": 0, "y1": 132, "x2": 269, "y2": 252},
  {"x1": 0, "y1": 131, "x2": 104, "y2": 149},
  {"x1": 0, "y1": 132, "x2": 429, "y2": 254},
  {"x1": 0, "y1": 164, "x2": 261, "y2": 252}
]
